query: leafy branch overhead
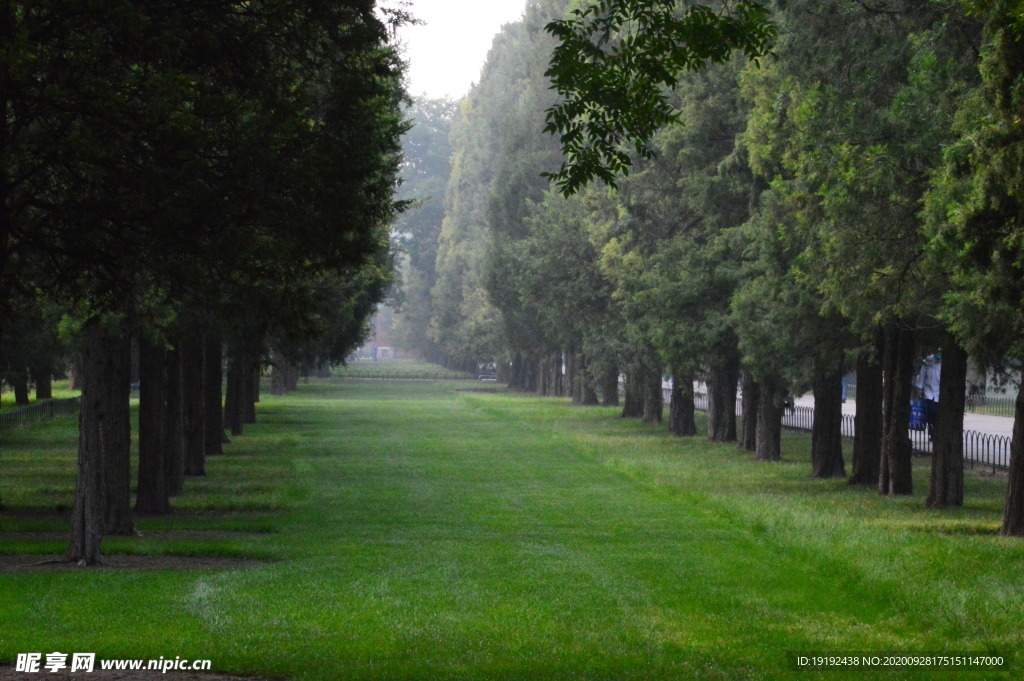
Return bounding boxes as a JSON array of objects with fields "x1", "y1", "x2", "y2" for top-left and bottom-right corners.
[{"x1": 543, "y1": 0, "x2": 775, "y2": 195}]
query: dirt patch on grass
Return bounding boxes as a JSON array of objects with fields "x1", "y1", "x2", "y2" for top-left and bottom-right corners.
[
  {"x1": 2, "y1": 530, "x2": 270, "y2": 542},
  {"x1": 0, "y1": 554, "x2": 268, "y2": 572},
  {"x1": 0, "y1": 667, "x2": 271, "y2": 681}
]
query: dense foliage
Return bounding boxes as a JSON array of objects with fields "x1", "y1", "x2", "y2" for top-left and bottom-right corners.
[
  {"x1": 0, "y1": 0, "x2": 408, "y2": 561},
  {"x1": 394, "y1": 0, "x2": 1024, "y2": 536}
]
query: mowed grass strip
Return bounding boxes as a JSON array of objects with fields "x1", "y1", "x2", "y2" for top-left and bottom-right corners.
[{"x1": 1, "y1": 377, "x2": 1021, "y2": 680}]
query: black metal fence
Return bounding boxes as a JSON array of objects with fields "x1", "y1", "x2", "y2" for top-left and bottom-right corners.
[
  {"x1": 335, "y1": 369, "x2": 477, "y2": 381},
  {"x1": 681, "y1": 389, "x2": 1010, "y2": 472},
  {"x1": 0, "y1": 397, "x2": 80, "y2": 431},
  {"x1": 965, "y1": 394, "x2": 1016, "y2": 418}
]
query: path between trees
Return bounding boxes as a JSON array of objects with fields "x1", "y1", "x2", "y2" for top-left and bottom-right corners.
[{"x1": 3, "y1": 379, "x2": 1021, "y2": 679}]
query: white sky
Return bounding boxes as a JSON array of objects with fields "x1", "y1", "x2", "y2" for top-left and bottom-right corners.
[{"x1": 396, "y1": 0, "x2": 530, "y2": 100}]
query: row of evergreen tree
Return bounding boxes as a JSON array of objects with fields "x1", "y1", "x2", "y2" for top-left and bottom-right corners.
[
  {"x1": 0, "y1": 1, "x2": 410, "y2": 563},
  {"x1": 393, "y1": 0, "x2": 1024, "y2": 535}
]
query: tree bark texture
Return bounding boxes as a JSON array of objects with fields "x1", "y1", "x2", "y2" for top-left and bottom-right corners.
[
  {"x1": 68, "y1": 322, "x2": 107, "y2": 564},
  {"x1": 12, "y1": 369, "x2": 29, "y2": 405},
  {"x1": 538, "y1": 355, "x2": 550, "y2": 396},
  {"x1": 32, "y1": 365, "x2": 52, "y2": 400},
  {"x1": 67, "y1": 359, "x2": 81, "y2": 391},
  {"x1": 102, "y1": 332, "x2": 134, "y2": 535},
  {"x1": 68, "y1": 321, "x2": 130, "y2": 563},
  {"x1": 508, "y1": 354, "x2": 524, "y2": 390},
  {"x1": 521, "y1": 356, "x2": 537, "y2": 392},
  {"x1": 756, "y1": 381, "x2": 783, "y2": 462},
  {"x1": 566, "y1": 352, "x2": 578, "y2": 403},
  {"x1": 244, "y1": 360, "x2": 258, "y2": 423},
  {"x1": 879, "y1": 325, "x2": 915, "y2": 496},
  {"x1": 620, "y1": 368, "x2": 642, "y2": 418},
  {"x1": 849, "y1": 335, "x2": 883, "y2": 486},
  {"x1": 182, "y1": 331, "x2": 205, "y2": 477},
  {"x1": 546, "y1": 352, "x2": 562, "y2": 397},
  {"x1": 271, "y1": 352, "x2": 287, "y2": 396},
  {"x1": 225, "y1": 351, "x2": 245, "y2": 436},
  {"x1": 163, "y1": 347, "x2": 185, "y2": 497},
  {"x1": 579, "y1": 354, "x2": 599, "y2": 405},
  {"x1": 928, "y1": 336, "x2": 967, "y2": 508},
  {"x1": 136, "y1": 337, "x2": 170, "y2": 514},
  {"x1": 811, "y1": 358, "x2": 846, "y2": 479},
  {"x1": 1000, "y1": 387, "x2": 1024, "y2": 536},
  {"x1": 707, "y1": 353, "x2": 739, "y2": 442},
  {"x1": 601, "y1": 365, "x2": 619, "y2": 407},
  {"x1": 204, "y1": 333, "x2": 225, "y2": 455},
  {"x1": 641, "y1": 362, "x2": 663, "y2": 424},
  {"x1": 668, "y1": 375, "x2": 697, "y2": 436},
  {"x1": 739, "y1": 370, "x2": 759, "y2": 452}
]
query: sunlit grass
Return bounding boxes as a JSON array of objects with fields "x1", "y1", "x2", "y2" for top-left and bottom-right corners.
[
  {"x1": 0, "y1": 379, "x2": 80, "y2": 413},
  {"x1": 0, "y1": 377, "x2": 1020, "y2": 680}
]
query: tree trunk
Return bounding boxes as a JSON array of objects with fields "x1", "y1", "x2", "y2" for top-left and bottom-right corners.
[
  {"x1": 12, "y1": 368, "x2": 29, "y2": 405},
  {"x1": 811, "y1": 357, "x2": 846, "y2": 479},
  {"x1": 163, "y1": 347, "x2": 185, "y2": 497},
  {"x1": 244, "y1": 360, "x2": 258, "y2": 424},
  {"x1": 601, "y1": 365, "x2": 619, "y2": 407},
  {"x1": 525, "y1": 356, "x2": 538, "y2": 393},
  {"x1": 548, "y1": 352, "x2": 562, "y2": 397},
  {"x1": 641, "y1": 363, "x2": 663, "y2": 424},
  {"x1": 182, "y1": 331, "x2": 205, "y2": 477},
  {"x1": 284, "y1": 361, "x2": 298, "y2": 393},
  {"x1": 103, "y1": 332, "x2": 134, "y2": 535},
  {"x1": 225, "y1": 351, "x2": 245, "y2": 436},
  {"x1": 668, "y1": 375, "x2": 697, "y2": 436},
  {"x1": 1000, "y1": 386, "x2": 1024, "y2": 536},
  {"x1": 707, "y1": 353, "x2": 739, "y2": 442},
  {"x1": 577, "y1": 353, "x2": 599, "y2": 405},
  {"x1": 508, "y1": 354, "x2": 523, "y2": 390},
  {"x1": 849, "y1": 333, "x2": 883, "y2": 485},
  {"x1": 620, "y1": 368, "x2": 642, "y2": 418},
  {"x1": 271, "y1": 353, "x2": 286, "y2": 396},
  {"x1": 67, "y1": 358, "x2": 81, "y2": 391},
  {"x1": 756, "y1": 381, "x2": 783, "y2": 462},
  {"x1": 928, "y1": 335, "x2": 967, "y2": 508},
  {"x1": 136, "y1": 336, "x2": 170, "y2": 514},
  {"x1": 739, "y1": 370, "x2": 759, "y2": 452},
  {"x1": 566, "y1": 351, "x2": 578, "y2": 403},
  {"x1": 67, "y1": 321, "x2": 109, "y2": 565},
  {"x1": 204, "y1": 333, "x2": 225, "y2": 455},
  {"x1": 879, "y1": 325, "x2": 915, "y2": 496},
  {"x1": 32, "y1": 365, "x2": 52, "y2": 400}
]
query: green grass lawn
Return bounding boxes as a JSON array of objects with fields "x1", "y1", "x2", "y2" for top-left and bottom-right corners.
[
  {"x1": 1, "y1": 377, "x2": 1021, "y2": 680},
  {"x1": 0, "y1": 380, "x2": 79, "y2": 413},
  {"x1": 333, "y1": 359, "x2": 475, "y2": 379}
]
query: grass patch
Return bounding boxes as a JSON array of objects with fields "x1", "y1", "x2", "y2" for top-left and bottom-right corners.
[
  {"x1": 0, "y1": 380, "x2": 79, "y2": 413},
  {"x1": 333, "y1": 359, "x2": 476, "y2": 379},
  {"x1": 0, "y1": 377, "x2": 1021, "y2": 679}
]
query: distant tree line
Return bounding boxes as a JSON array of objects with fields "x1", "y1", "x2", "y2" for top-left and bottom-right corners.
[
  {"x1": 0, "y1": 1, "x2": 409, "y2": 563},
  {"x1": 392, "y1": 0, "x2": 1024, "y2": 536}
]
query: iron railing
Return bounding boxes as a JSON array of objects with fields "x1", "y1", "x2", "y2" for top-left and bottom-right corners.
[
  {"x1": 335, "y1": 369, "x2": 477, "y2": 381},
  {"x1": 0, "y1": 397, "x2": 80, "y2": 431},
  {"x1": 680, "y1": 389, "x2": 1010, "y2": 472},
  {"x1": 965, "y1": 394, "x2": 1016, "y2": 418}
]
